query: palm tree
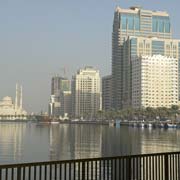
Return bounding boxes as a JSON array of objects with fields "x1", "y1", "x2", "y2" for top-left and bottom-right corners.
[
  {"x1": 146, "y1": 107, "x2": 157, "y2": 120},
  {"x1": 170, "y1": 105, "x2": 179, "y2": 122}
]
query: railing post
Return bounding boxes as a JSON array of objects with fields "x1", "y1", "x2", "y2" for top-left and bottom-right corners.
[
  {"x1": 82, "y1": 162, "x2": 85, "y2": 180},
  {"x1": 126, "y1": 157, "x2": 131, "y2": 180},
  {"x1": 17, "y1": 167, "x2": 21, "y2": 180},
  {"x1": 164, "y1": 154, "x2": 169, "y2": 180}
]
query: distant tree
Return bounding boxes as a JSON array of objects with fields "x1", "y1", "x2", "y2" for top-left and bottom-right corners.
[
  {"x1": 170, "y1": 105, "x2": 179, "y2": 121},
  {"x1": 171, "y1": 105, "x2": 179, "y2": 111},
  {"x1": 145, "y1": 107, "x2": 157, "y2": 120}
]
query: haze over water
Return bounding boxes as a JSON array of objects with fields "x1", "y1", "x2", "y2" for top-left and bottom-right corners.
[{"x1": 0, "y1": 123, "x2": 179, "y2": 164}]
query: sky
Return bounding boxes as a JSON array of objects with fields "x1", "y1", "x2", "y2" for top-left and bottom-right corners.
[{"x1": 0, "y1": 0, "x2": 180, "y2": 113}]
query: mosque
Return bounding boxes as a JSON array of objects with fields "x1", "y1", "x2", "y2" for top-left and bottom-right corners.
[{"x1": 0, "y1": 84, "x2": 27, "y2": 120}]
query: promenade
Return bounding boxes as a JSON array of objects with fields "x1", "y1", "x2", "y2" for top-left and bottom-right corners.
[{"x1": 0, "y1": 151, "x2": 179, "y2": 180}]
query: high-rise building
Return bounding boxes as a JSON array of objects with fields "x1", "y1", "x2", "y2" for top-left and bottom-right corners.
[
  {"x1": 102, "y1": 75, "x2": 112, "y2": 111},
  {"x1": 49, "y1": 75, "x2": 71, "y2": 117},
  {"x1": 112, "y1": 6, "x2": 179, "y2": 109},
  {"x1": 132, "y1": 55, "x2": 178, "y2": 108},
  {"x1": 48, "y1": 95, "x2": 61, "y2": 117},
  {"x1": 124, "y1": 36, "x2": 180, "y2": 107},
  {"x1": 72, "y1": 67, "x2": 101, "y2": 118},
  {"x1": 60, "y1": 91, "x2": 72, "y2": 118},
  {"x1": 51, "y1": 76, "x2": 70, "y2": 96}
]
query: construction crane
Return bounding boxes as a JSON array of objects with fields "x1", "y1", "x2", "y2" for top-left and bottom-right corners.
[{"x1": 60, "y1": 67, "x2": 67, "y2": 78}]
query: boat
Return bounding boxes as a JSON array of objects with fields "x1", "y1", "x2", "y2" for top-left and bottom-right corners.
[
  {"x1": 50, "y1": 121, "x2": 59, "y2": 124},
  {"x1": 35, "y1": 116, "x2": 60, "y2": 125},
  {"x1": 141, "y1": 123, "x2": 145, "y2": 128},
  {"x1": 148, "y1": 123, "x2": 153, "y2": 128},
  {"x1": 167, "y1": 123, "x2": 177, "y2": 128}
]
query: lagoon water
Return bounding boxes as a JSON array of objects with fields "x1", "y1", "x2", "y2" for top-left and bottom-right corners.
[{"x1": 0, "y1": 122, "x2": 180, "y2": 164}]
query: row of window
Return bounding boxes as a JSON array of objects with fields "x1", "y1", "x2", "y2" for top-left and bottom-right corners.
[
  {"x1": 121, "y1": 14, "x2": 140, "y2": 30},
  {"x1": 120, "y1": 14, "x2": 171, "y2": 33},
  {"x1": 152, "y1": 16, "x2": 170, "y2": 33}
]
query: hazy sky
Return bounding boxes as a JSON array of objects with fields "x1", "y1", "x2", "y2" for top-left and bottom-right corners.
[{"x1": 0, "y1": 0, "x2": 180, "y2": 113}]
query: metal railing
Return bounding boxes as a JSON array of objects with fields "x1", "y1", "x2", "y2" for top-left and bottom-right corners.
[{"x1": 0, "y1": 151, "x2": 179, "y2": 179}]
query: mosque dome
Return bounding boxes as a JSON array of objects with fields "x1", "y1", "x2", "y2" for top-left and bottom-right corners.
[
  {"x1": 2, "y1": 96, "x2": 13, "y2": 105},
  {"x1": 3, "y1": 96, "x2": 12, "y2": 101}
]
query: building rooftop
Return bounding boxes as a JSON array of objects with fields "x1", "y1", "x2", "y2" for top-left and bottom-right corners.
[{"x1": 115, "y1": 6, "x2": 169, "y2": 17}]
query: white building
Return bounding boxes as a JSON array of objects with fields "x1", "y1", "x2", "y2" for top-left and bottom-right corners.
[
  {"x1": 132, "y1": 55, "x2": 178, "y2": 108},
  {"x1": 0, "y1": 84, "x2": 27, "y2": 119},
  {"x1": 48, "y1": 95, "x2": 61, "y2": 117},
  {"x1": 72, "y1": 67, "x2": 101, "y2": 118}
]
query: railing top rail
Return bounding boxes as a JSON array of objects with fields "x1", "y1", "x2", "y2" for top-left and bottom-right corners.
[{"x1": 0, "y1": 151, "x2": 179, "y2": 169}]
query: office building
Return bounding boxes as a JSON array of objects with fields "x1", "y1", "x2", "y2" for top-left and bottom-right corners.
[
  {"x1": 112, "y1": 6, "x2": 180, "y2": 109},
  {"x1": 124, "y1": 36, "x2": 180, "y2": 107},
  {"x1": 102, "y1": 75, "x2": 112, "y2": 111},
  {"x1": 72, "y1": 67, "x2": 101, "y2": 118},
  {"x1": 51, "y1": 76, "x2": 70, "y2": 96},
  {"x1": 48, "y1": 95, "x2": 61, "y2": 117},
  {"x1": 60, "y1": 91, "x2": 72, "y2": 117},
  {"x1": 132, "y1": 55, "x2": 178, "y2": 108},
  {"x1": 49, "y1": 75, "x2": 71, "y2": 117}
]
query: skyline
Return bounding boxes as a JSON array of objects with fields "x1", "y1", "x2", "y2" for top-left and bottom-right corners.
[{"x1": 1, "y1": 0, "x2": 180, "y2": 113}]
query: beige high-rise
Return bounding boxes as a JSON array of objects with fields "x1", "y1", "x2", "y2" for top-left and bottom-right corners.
[
  {"x1": 72, "y1": 67, "x2": 101, "y2": 118},
  {"x1": 112, "y1": 6, "x2": 173, "y2": 109},
  {"x1": 132, "y1": 55, "x2": 178, "y2": 108},
  {"x1": 112, "y1": 6, "x2": 180, "y2": 110}
]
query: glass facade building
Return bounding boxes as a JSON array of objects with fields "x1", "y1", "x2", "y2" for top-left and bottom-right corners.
[
  {"x1": 49, "y1": 76, "x2": 71, "y2": 117},
  {"x1": 112, "y1": 6, "x2": 179, "y2": 109}
]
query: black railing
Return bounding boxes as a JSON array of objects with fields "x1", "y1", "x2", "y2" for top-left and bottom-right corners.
[{"x1": 0, "y1": 151, "x2": 180, "y2": 179}]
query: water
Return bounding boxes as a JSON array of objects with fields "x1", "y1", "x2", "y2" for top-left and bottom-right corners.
[{"x1": 0, "y1": 122, "x2": 180, "y2": 164}]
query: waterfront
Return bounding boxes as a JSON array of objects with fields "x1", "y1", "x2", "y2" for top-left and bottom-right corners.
[{"x1": 0, "y1": 122, "x2": 180, "y2": 165}]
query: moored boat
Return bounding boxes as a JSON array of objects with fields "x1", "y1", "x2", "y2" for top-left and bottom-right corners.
[
  {"x1": 148, "y1": 123, "x2": 153, "y2": 128},
  {"x1": 141, "y1": 123, "x2": 145, "y2": 128},
  {"x1": 167, "y1": 123, "x2": 177, "y2": 128}
]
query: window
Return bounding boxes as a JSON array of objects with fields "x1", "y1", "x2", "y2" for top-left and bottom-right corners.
[
  {"x1": 165, "y1": 21, "x2": 170, "y2": 33},
  {"x1": 121, "y1": 14, "x2": 140, "y2": 30},
  {"x1": 152, "y1": 16, "x2": 170, "y2": 33},
  {"x1": 159, "y1": 20, "x2": 164, "y2": 32},
  {"x1": 152, "y1": 16, "x2": 158, "y2": 32},
  {"x1": 134, "y1": 16, "x2": 140, "y2": 30},
  {"x1": 128, "y1": 15, "x2": 134, "y2": 30},
  {"x1": 121, "y1": 15, "x2": 127, "y2": 29}
]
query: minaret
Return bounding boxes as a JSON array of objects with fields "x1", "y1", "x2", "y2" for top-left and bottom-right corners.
[
  {"x1": 15, "y1": 83, "x2": 19, "y2": 109},
  {"x1": 20, "y1": 85, "x2": 23, "y2": 110}
]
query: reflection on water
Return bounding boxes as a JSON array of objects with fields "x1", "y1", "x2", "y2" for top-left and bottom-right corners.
[
  {"x1": 0, "y1": 123, "x2": 180, "y2": 164},
  {"x1": 50, "y1": 124, "x2": 102, "y2": 160},
  {"x1": 140, "y1": 128, "x2": 180, "y2": 153},
  {"x1": 0, "y1": 123, "x2": 26, "y2": 163}
]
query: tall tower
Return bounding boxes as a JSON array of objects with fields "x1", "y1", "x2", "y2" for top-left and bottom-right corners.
[
  {"x1": 131, "y1": 55, "x2": 178, "y2": 108},
  {"x1": 20, "y1": 85, "x2": 23, "y2": 110},
  {"x1": 72, "y1": 67, "x2": 101, "y2": 118},
  {"x1": 15, "y1": 84, "x2": 23, "y2": 110},
  {"x1": 49, "y1": 75, "x2": 71, "y2": 117},
  {"x1": 15, "y1": 83, "x2": 21, "y2": 109},
  {"x1": 112, "y1": 6, "x2": 172, "y2": 109}
]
